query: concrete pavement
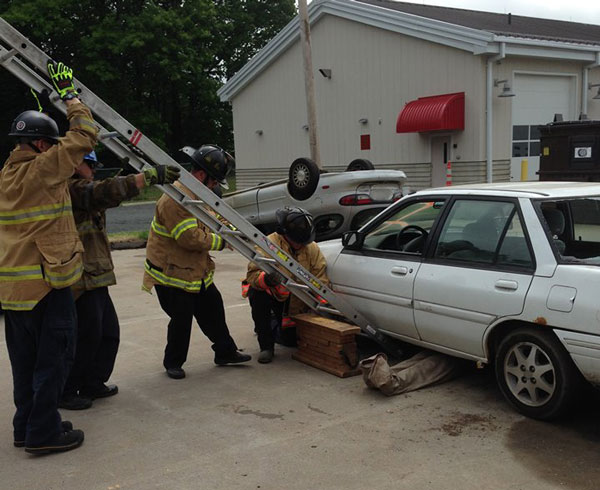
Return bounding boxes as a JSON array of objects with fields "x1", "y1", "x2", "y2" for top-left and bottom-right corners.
[{"x1": 1, "y1": 249, "x2": 600, "y2": 490}]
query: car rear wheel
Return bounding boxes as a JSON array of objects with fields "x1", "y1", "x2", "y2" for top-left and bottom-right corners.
[
  {"x1": 346, "y1": 158, "x2": 374, "y2": 171},
  {"x1": 287, "y1": 157, "x2": 320, "y2": 201},
  {"x1": 495, "y1": 327, "x2": 580, "y2": 420}
]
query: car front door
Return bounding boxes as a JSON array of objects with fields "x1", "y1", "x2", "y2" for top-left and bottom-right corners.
[
  {"x1": 413, "y1": 198, "x2": 536, "y2": 357},
  {"x1": 329, "y1": 199, "x2": 446, "y2": 339}
]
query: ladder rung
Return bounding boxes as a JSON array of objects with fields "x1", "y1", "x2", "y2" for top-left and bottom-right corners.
[
  {"x1": 255, "y1": 256, "x2": 277, "y2": 264},
  {"x1": 316, "y1": 305, "x2": 342, "y2": 316},
  {"x1": 286, "y1": 282, "x2": 310, "y2": 290},
  {"x1": 0, "y1": 48, "x2": 16, "y2": 64},
  {"x1": 99, "y1": 131, "x2": 119, "y2": 140},
  {"x1": 220, "y1": 228, "x2": 244, "y2": 236}
]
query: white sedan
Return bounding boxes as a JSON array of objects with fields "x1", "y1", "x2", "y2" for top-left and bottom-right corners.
[{"x1": 320, "y1": 181, "x2": 600, "y2": 420}]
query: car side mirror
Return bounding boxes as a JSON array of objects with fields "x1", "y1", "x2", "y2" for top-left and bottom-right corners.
[{"x1": 342, "y1": 230, "x2": 365, "y2": 250}]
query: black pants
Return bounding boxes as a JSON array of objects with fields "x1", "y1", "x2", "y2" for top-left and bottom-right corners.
[
  {"x1": 155, "y1": 284, "x2": 238, "y2": 369},
  {"x1": 63, "y1": 287, "x2": 120, "y2": 395},
  {"x1": 248, "y1": 288, "x2": 296, "y2": 351},
  {"x1": 4, "y1": 288, "x2": 75, "y2": 446}
]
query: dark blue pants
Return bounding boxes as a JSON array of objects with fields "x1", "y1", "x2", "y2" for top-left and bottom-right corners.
[
  {"x1": 248, "y1": 288, "x2": 296, "y2": 350},
  {"x1": 155, "y1": 283, "x2": 238, "y2": 369},
  {"x1": 4, "y1": 288, "x2": 76, "y2": 446},
  {"x1": 63, "y1": 287, "x2": 120, "y2": 395}
]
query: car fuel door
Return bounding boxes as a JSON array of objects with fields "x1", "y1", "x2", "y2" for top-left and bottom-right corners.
[
  {"x1": 413, "y1": 199, "x2": 535, "y2": 357},
  {"x1": 329, "y1": 199, "x2": 446, "y2": 339}
]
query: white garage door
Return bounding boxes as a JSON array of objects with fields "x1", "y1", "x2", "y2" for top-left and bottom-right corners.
[{"x1": 510, "y1": 74, "x2": 576, "y2": 180}]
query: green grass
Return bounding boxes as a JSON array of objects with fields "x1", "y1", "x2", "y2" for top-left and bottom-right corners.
[{"x1": 108, "y1": 230, "x2": 148, "y2": 242}]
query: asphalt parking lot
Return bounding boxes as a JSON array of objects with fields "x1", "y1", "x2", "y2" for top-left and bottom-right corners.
[{"x1": 1, "y1": 249, "x2": 600, "y2": 490}]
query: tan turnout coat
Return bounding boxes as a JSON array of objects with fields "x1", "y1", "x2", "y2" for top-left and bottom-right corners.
[
  {"x1": 0, "y1": 103, "x2": 98, "y2": 311},
  {"x1": 245, "y1": 232, "x2": 329, "y2": 315},
  {"x1": 69, "y1": 174, "x2": 139, "y2": 296},
  {"x1": 143, "y1": 181, "x2": 225, "y2": 293}
]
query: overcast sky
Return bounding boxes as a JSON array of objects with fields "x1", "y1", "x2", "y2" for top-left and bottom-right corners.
[{"x1": 367, "y1": 0, "x2": 600, "y2": 25}]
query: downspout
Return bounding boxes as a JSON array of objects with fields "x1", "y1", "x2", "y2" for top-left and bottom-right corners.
[
  {"x1": 486, "y1": 42, "x2": 506, "y2": 183},
  {"x1": 581, "y1": 52, "x2": 600, "y2": 118}
]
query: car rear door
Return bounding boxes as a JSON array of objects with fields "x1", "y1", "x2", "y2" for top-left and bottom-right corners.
[
  {"x1": 329, "y1": 198, "x2": 446, "y2": 339},
  {"x1": 413, "y1": 198, "x2": 536, "y2": 357}
]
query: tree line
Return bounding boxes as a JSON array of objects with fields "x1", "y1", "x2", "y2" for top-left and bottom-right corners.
[{"x1": 0, "y1": 0, "x2": 296, "y2": 168}]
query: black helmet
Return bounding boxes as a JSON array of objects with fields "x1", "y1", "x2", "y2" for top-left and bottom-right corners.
[
  {"x1": 276, "y1": 207, "x2": 315, "y2": 245},
  {"x1": 180, "y1": 144, "x2": 233, "y2": 189},
  {"x1": 9, "y1": 110, "x2": 59, "y2": 142}
]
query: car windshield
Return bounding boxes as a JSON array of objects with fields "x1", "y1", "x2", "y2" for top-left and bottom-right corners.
[
  {"x1": 536, "y1": 197, "x2": 600, "y2": 265},
  {"x1": 363, "y1": 200, "x2": 445, "y2": 252}
]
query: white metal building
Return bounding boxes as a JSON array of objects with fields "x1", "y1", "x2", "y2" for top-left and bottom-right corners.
[{"x1": 217, "y1": 0, "x2": 600, "y2": 190}]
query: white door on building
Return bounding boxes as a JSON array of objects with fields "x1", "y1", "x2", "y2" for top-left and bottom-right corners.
[
  {"x1": 431, "y1": 136, "x2": 450, "y2": 187},
  {"x1": 510, "y1": 74, "x2": 576, "y2": 181}
]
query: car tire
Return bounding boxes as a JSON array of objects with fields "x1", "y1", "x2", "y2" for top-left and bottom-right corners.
[
  {"x1": 287, "y1": 157, "x2": 320, "y2": 201},
  {"x1": 346, "y1": 159, "x2": 374, "y2": 171},
  {"x1": 495, "y1": 327, "x2": 581, "y2": 420}
]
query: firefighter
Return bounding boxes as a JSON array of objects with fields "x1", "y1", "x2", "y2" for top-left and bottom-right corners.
[
  {"x1": 0, "y1": 62, "x2": 97, "y2": 454},
  {"x1": 59, "y1": 152, "x2": 180, "y2": 410},
  {"x1": 143, "y1": 145, "x2": 251, "y2": 379},
  {"x1": 245, "y1": 207, "x2": 329, "y2": 363}
]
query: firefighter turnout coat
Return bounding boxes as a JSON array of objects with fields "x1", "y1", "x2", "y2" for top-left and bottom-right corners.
[
  {"x1": 143, "y1": 181, "x2": 225, "y2": 293},
  {"x1": 0, "y1": 103, "x2": 98, "y2": 311},
  {"x1": 245, "y1": 232, "x2": 329, "y2": 315},
  {"x1": 69, "y1": 174, "x2": 140, "y2": 296}
]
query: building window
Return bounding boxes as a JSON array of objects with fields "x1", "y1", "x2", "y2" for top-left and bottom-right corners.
[{"x1": 512, "y1": 125, "x2": 541, "y2": 158}]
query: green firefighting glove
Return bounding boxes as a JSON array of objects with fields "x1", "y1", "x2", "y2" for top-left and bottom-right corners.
[
  {"x1": 143, "y1": 165, "x2": 181, "y2": 186},
  {"x1": 47, "y1": 61, "x2": 77, "y2": 100}
]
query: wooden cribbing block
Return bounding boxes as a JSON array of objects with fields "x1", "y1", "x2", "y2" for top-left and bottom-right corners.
[{"x1": 291, "y1": 313, "x2": 361, "y2": 378}]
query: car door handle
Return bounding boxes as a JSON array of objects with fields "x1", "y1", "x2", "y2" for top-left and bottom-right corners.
[
  {"x1": 391, "y1": 266, "x2": 409, "y2": 276},
  {"x1": 495, "y1": 279, "x2": 518, "y2": 291}
]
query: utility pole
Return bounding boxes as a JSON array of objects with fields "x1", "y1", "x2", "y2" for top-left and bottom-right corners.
[{"x1": 298, "y1": 0, "x2": 322, "y2": 169}]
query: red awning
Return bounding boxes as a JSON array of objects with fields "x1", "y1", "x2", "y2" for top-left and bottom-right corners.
[{"x1": 396, "y1": 92, "x2": 465, "y2": 133}]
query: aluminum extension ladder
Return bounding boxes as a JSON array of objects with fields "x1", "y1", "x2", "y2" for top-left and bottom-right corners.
[{"x1": 0, "y1": 17, "x2": 402, "y2": 357}]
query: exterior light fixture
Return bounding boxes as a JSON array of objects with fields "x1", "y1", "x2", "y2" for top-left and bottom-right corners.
[
  {"x1": 589, "y1": 83, "x2": 600, "y2": 100},
  {"x1": 318, "y1": 68, "x2": 332, "y2": 79},
  {"x1": 302, "y1": 124, "x2": 309, "y2": 131},
  {"x1": 494, "y1": 78, "x2": 515, "y2": 97},
  {"x1": 358, "y1": 118, "x2": 368, "y2": 124},
  {"x1": 255, "y1": 129, "x2": 263, "y2": 135}
]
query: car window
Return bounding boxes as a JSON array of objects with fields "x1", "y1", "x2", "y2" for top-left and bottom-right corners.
[
  {"x1": 434, "y1": 199, "x2": 533, "y2": 268},
  {"x1": 363, "y1": 200, "x2": 444, "y2": 254},
  {"x1": 537, "y1": 198, "x2": 600, "y2": 264}
]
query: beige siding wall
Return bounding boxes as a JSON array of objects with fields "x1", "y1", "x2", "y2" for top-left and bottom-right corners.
[
  {"x1": 232, "y1": 16, "x2": 486, "y2": 182},
  {"x1": 230, "y1": 14, "x2": 600, "y2": 190}
]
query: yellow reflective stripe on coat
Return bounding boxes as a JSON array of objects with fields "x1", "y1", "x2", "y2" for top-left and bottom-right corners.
[
  {"x1": 171, "y1": 218, "x2": 197, "y2": 240},
  {"x1": 210, "y1": 233, "x2": 223, "y2": 251},
  {"x1": 0, "y1": 202, "x2": 72, "y2": 225},
  {"x1": 150, "y1": 218, "x2": 171, "y2": 238},
  {"x1": 0, "y1": 299, "x2": 38, "y2": 311},
  {"x1": 0, "y1": 265, "x2": 43, "y2": 282},
  {"x1": 43, "y1": 262, "x2": 83, "y2": 287},
  {"x1": 144, "y1": 261, "x2": 213, "y2": 291},
  {"x1": 76, "y1": 219, "x2": 95, "y2": 235},
  {"x1": 84, "y1": 270, "x2": 116, "y2": 288},
  {"x1": 69, "y1": 116, "x2": 99, "y2": 135}
]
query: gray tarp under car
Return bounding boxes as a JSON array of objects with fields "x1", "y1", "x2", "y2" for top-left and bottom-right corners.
[{"x1": 360, "y1": 351, "x2": 464, "y2": 396}]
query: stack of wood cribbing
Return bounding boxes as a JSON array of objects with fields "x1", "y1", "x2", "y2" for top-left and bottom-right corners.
[{"x1": 291, "y1": 313, "x2": 361, "y2": 378}]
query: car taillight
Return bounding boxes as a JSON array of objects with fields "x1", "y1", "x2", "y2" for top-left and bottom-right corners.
[{"x1": 339, "y1": 194, "x2": 374, "y2": 206}]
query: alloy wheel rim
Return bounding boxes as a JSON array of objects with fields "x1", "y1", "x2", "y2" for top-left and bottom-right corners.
[
  {"x1": 503, "y1": 341, "x2": 556, "y2": 407},
  {"x1": 292, "y1": 165, "x2": 309, "y2": 188}
]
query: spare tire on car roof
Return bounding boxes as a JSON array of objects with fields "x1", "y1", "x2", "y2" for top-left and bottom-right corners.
[
  {"x1": 287, "y1": 157, "x2": 320, "y2": 201},
  {"x1": 346, "y1": 158, "x2": 375, "y2": 171}
]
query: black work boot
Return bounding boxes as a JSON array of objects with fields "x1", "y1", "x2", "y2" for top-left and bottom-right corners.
[
  {"x1": 79, "y1": 383, "x2": 118, "y2": 400},
  {"x1": 59, "y1": 394, "x2": 93, "y2": 410},
  {"x1": 25, "y1": 429, "x2": 84, "y2": 455},
  {"x1": 14, "y1": 421, "x2": 73, "y2": 448},
  {"x1": 214, "y1": 351, "x2": 252, "y2": 366},
  {"x1": 258, "y1": 349, "x2": 274, "y2": 364},
  {"x1": 165, "y1": 367, "x2": 186, "y2": 379}
]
